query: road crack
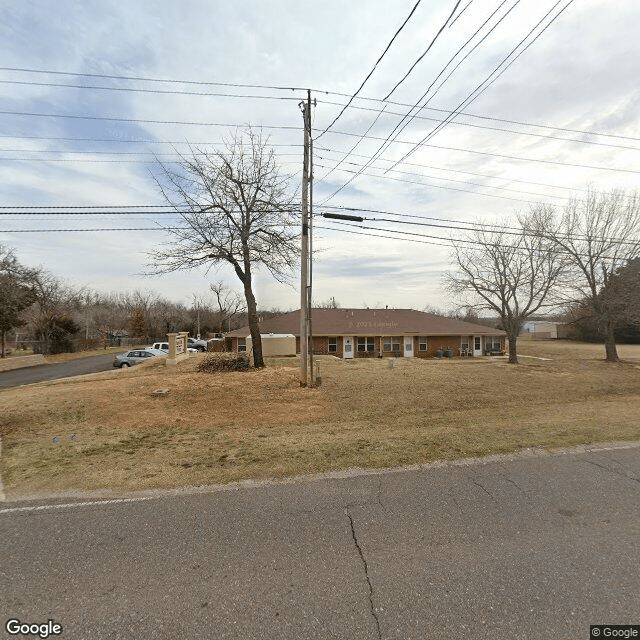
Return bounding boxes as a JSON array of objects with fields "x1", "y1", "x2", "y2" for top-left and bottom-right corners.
[
  {"x1": 581, "y1": 457, "x2": 640, "y2": 485},
  {"x1": 471, "y1": 479, "x2": 498, "y2": 503},
  {"x1": 346, "y1": 509, "x2": 382, "y2": 640}
]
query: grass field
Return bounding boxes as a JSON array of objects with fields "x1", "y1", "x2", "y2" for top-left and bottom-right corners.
[{"x1": 1, "y1": 340, "x2": 640, "y2": 498}]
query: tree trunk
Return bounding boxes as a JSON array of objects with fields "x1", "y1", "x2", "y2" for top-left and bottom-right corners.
[
  {"x1": 243, "y1": 281, "x2": 264, "y2": 368},
  {"x1": 1, "y1": 328, "x2": 5, "y2": 358},
  {"x1": 507, "y1": 332, "x2": 519, "y2": 364},
  {"x1": 604, "y1": 321, "x2": 619, "y2": 362}
]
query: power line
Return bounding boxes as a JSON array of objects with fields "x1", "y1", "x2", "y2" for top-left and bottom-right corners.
[
  {"x1": 4, "y1": 74, "x2": 635, "y2": 146},
  {"x1": 315, "y1": 146, "x2": 592, "y2": 193},
  {"x1": 449, "y1": 0, "x2": 473, "y2": 28},
  {"x1": 0, "y1": 205, "x2": 174, "y2": 208},
  {"x1": 0, "y1": 110, "x2": 299, "y2": 129},
  {"x1": 315, "y1": 98, "x2": 640, "y2": 152},
  {"x1": 383, "y1": 0, "x2": 462, "y2": 100},
  {"x1": 316, "y1": 163, "x2": 546, "y2": 204},
  {"x1": 0, "y1": 134, "x2": 301, "y2": 147},
  {"x1": 315, "y1": 158, "x2": 570, "y2": 201},
  {"x1": 13, "y1": 64, "x2": 635, "y2": 145},
  {"x1": 0, "y1": 66, "x2": 314, "y2": 93},
  {"x1": 375, "y1": 0, "x2": 520, "y2": 153},
  {"x1": 315, "y1": 223, "x2": 451, "y2": 248},
  {"x1": 315, "y1": 0, "x2": 423, "y2": 139},
  {"x1": 318, "y1": 218, "x2": 637, "y2": 258},
  {"x1": 0, "y1": 79, "x2": 304, "y2": 101},
  {"x1": 390, "y1": 0, "x2": 574, "y2": 170},
  {"x1": 0, "y1": 227, "x2": 184, "y2": 233},
  {"x1": 321, "y1": 204, "x2": 640, "y2": 247},
  {"x1": 315, "y1": 129, "x2": 640, "y2": 175},
  {"x1": 0, "y1": 148, "x2": 302, "y2": 158},
  {"x1": 318, "y1": 0, "x2": 519, "y2": 200}
]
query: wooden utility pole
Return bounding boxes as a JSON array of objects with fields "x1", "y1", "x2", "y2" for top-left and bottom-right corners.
[
  {"x1": 299, "y1": 91, "x2": 311, "y2": 386},
  {"x1": 308, "y1": 132, "x2": 314, "y2": 387}
]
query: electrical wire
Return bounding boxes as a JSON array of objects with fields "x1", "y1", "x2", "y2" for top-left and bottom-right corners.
[
  {"x1": 314, "y1": 0, "x2": 423, "y2": 140},
  {"x1": 315, "y1": 158, "x2": 570, "y2": 201},
  {"x1": 316, "y1": 163, "x2": 548, "y2": 204},
  {"x1": 315, "y1": 146, "x2": 599, "y2": 193},
  {"x1": 390, "y1": 0, "x2": 574, "y2": 170},
  {"x1": 315, "y1": 129, "x2": 640, "y2": 175},
  {"x1": 373, "y1": 0, "x2": 520, "y2": 155},
  {"x1": 0, "y1": 79, "x2": 306, "y2": 101},
  {"x1": 316, "y1": 99, "x2": 640, "y2": 152},
  {"x1": 318, "y1": 0, "x2": 519, "y2": 201},
  {"x1": 383, "y1": 0, "x2": 462, "y2": 100},
  {"x1": 0, "y1": 66, "x2": 314, "y2": 92},
  {"x1": 0, "y1": 110, "x2": 299, "y2": 129}
]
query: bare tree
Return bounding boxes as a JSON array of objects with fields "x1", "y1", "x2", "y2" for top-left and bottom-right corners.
[
  {"x1": 148, "y1": 129, "x2": 298, "y2": 367},
  {"x1": 26, "y1": 271, "x2": 83, "y2": 354},
  {"x1": 446, "y1": 209, "x2": 565, "y2": 364},
  {"x1": 209, "y1": 281, "x2": 246, "y2": 333},
  {"x1": 0, "y1": 245, "x2": 38, "y2": 357},
  {"x1": 527, "y1": 189, "x2": 640, "y2": 362}
]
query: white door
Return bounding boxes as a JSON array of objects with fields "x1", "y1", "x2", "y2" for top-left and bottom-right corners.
[
  {"x1": 473, "y1": 335, "x2": 482, "y2": 357},
  {"x1": 404, "y1": 337, "x2": 414, "y2": 358},
  {"x1": 343, "y1": 336, "x2": 354, "y2": 359}
]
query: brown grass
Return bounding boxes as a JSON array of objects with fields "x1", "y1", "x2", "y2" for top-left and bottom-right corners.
[{"x1": 1, "y1": 340, "x2": 640, "y2": 497}]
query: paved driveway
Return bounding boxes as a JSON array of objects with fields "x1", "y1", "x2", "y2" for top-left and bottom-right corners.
[
  {"x1": 0, "y1": 354, "x2": 118, "y2": 388},
  {"x1": 1, "y1": 444, "x2": 638, "y2": 639}
]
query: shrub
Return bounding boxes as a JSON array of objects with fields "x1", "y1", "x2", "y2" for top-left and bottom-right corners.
[{"x1": 197, "y1": 353, "x2": 250, "y2": 373}]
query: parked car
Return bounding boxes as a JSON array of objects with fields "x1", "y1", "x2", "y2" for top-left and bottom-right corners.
[
  {"x1": 147, "y1": 341, "x2": 197, "y2": 353},
  {"x1": 187, "y1": 337, "x2": 208, "y2": 352},
  {"x1": 113, "y1": 348, "x2": 166, "y2": 368}
]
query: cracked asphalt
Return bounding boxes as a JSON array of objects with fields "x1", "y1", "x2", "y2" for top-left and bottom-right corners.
[{"x1": 1, "y1": 444, "x2": 638, "y2": 639}]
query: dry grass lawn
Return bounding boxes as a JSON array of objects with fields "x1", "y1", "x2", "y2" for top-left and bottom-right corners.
[{"x1": 1, "y1": 339, "x2": 640, "y2": 498}]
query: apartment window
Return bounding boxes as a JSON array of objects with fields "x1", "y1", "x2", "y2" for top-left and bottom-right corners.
[
  {"x1": 383, "y1": 336, "x2": 401, "y2": 352},
  {"x1": 357, "y1": 337, "x2": 375, "y2": 352},
  {"x1": 418, "y1": 337, "x2": 427, "y2": 351},
  {"x1": 237, "y1": 338, "x2": 246, "y2": 352},
  {"x1": 328, "y1": 337, "x2": 338, "y2": 352}
]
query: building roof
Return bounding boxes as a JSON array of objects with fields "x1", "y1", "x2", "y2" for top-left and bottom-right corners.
[{"x1": 227, "y1": 309, "x2": 506, "y2": 338}]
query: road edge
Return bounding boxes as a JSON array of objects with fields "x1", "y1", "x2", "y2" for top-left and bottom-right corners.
[{"x1": 2, "y1": 439, "x2": 639, "y2": 509}]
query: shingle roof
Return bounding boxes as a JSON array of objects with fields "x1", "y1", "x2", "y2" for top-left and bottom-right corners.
[{"x1": 227, "y1": 309, "x2": 506, "y2": 337}]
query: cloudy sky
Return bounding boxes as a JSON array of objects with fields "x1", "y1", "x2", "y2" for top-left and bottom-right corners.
[{"x1": 2, "y1": 0, "x2": 639, "y2": 312}]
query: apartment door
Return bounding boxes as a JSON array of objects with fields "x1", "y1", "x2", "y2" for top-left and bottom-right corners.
[
  {"x1": 343, "y1": 336, "x2": 354, "y2": 359},
  {"x1": 404, "y1": 337, "x2": 414, "y2": 358}
]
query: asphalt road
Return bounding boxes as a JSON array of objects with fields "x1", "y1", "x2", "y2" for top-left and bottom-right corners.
[
  {"x1": 0, "y1": 354, "x2": 118, "y2": 388},
  {"x1": 1, "y1": 445, "x2": 638, "y2": 640}
]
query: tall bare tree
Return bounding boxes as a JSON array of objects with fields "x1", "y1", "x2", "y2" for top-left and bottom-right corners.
[
  {"x1": 148, "y1": 129, "x2": 298, "y2": 367},
  {"x1": 446, "y1": 208, "x2": 565, "y2": 364},
  {"x1": 526, "y1": 189, "x2": 640, "y2": 362}
]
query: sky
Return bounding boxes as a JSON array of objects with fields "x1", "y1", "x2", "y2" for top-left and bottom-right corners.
[{"x1": 2, "y1": 0, "x2": 640, "y2": 313}]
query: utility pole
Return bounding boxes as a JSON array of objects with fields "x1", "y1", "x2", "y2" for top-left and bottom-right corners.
[
  {"x1": 308, "y1": 132, "x2": 314, "y2": 387},
  {"x1": 299, "y1": 91, "x2": 311, "y2": 386}
]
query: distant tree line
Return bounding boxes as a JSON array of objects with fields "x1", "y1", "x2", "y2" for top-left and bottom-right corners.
[{"x1": 1, "y1": 243, "x2": 288, "y2": 357}]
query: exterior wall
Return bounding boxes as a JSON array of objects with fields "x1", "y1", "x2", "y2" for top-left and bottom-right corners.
[
  {"x1": 522, "y1": 321, "x2": 558, "y2": 339},
  {"x1": 311, "y1": 336, "x2": 343, "y2": 357},
  {"x1": 246, "y1": 335, "x2": 296, "y2": 356},
  {"x1": 419, "y1": 335, "x2": 470, "y2": 358},
  {"x1": 233, "y1": 334, "x2": 504, "y2": 357}
]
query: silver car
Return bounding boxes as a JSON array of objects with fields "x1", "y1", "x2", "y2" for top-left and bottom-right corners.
[{"x1": 113, "y1": 348, "x2": 166, "y2": 368}]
